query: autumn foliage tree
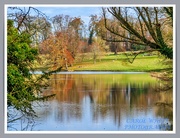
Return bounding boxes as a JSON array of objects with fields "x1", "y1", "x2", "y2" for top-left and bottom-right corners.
[
  {"x1": 40, "y1": 32, "x2": 74, "y2": 70},
  {"x1": 40, "y1": 14, "x2": 86, "y2": 70},
  {"x1": 67, "y1": 17, "x2": 85, "y2": 58}
]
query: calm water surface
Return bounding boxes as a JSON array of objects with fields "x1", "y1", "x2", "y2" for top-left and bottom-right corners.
[{"x1": 9, "y1": 72, "x2": 173, "y2": 131}]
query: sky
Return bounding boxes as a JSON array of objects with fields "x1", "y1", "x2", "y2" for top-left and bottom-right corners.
[
  {"x1": 33, "y1": 6, "x2": 102, "y2": 26},
  {"x1": 6, "y1": 5, "x2": 104, "y2": 37}
]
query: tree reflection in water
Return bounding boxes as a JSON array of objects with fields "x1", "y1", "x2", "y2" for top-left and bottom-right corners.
[{"x1": 33, "y1": 73, "x2": 173, "y2": 131}]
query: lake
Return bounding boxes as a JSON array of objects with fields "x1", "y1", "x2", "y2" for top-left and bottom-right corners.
[{"x1": 8, "y1": 72, "x2": 173, "y2": 131}]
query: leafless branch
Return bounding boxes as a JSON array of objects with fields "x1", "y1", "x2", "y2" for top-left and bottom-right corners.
[{"x1": 124, "y1": 49, "x2": 158, "y2": 64}]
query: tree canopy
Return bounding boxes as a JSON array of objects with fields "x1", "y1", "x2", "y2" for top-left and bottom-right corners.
[{"x1": 7, "y1": 19, "x2": 54, "y2": 124}]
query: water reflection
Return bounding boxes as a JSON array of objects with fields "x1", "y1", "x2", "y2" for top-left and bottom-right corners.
[{"x1": 33, "y1": 73, "x2": 173, "y2": 131}]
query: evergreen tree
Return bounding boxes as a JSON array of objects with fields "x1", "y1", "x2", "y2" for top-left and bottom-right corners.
[{"x1": 7, "y1": 20, "x2": 53, "y2": 122}]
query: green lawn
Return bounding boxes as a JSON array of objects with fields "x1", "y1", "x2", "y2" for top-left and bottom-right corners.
[
  {"x1": 68, "y1": 53, "x2": 171, "y2": 72},
  {"x1": 34, "y1": 52, "x2": 171, "y2": 72}
]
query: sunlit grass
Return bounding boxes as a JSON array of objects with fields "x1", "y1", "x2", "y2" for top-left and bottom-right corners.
[
  {"x1": 35, "y1": 52, "x2": 171, "y2": 72},
  {"x1": 69, "y1": 53, "x2": 170, "y2": 72}
]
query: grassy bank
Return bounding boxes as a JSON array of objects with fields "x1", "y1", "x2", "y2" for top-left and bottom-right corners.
[
  {"x1": 34, "y1": 52, "x2": 171, "y2": 72},
  {"x1": 68, "y1": 53, "x2": 171, "y2": 72}
]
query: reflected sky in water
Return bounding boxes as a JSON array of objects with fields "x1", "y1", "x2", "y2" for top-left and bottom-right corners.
[{"x1": 8, "y1": 73, "x2": 173, "y2": 131}]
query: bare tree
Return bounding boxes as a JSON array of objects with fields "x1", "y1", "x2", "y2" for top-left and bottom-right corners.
[
  {"x1": 7, "y1": 7, "x2": 52, "y2": 47},
  {"x1": 102, "y1": 7, "x2": 173, "y2": 60}
]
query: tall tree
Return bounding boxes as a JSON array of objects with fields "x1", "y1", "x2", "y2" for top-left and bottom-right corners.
[
  {"x1": 68, "y1": 17, "x2": 84, "y2": 58},
  {"x1": 88, "y1": 15, "x2": 98, "y2": 45},
  {"x1": 7, "y1": 7, "x2": 55, "y2": 129},
  {"x1": 51, "y1": 15, "x2": 85, "y2": 59},
  {"x1": 7, "y1": 20, "x2": 54, "y2": 125}
]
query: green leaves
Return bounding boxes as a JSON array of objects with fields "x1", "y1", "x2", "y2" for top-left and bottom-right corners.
[
  {"x1": 7, "y1": 20, "x2": 41, "y2": 118},
  {"x1": 7, "y1": 20, "x2": 56, "y2": 122}
]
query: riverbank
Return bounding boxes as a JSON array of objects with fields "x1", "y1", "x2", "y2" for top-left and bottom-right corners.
[
  {"x1": 34, "y1": 52, "x2": 172, "y2": 72},
  {"x1": 68, "y1": 54, "x2": 171, "y2": 72}
]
